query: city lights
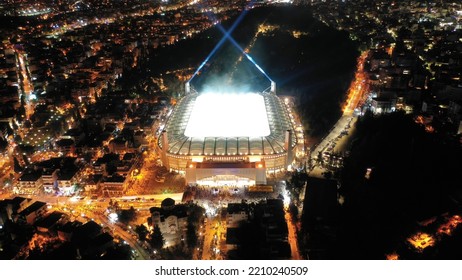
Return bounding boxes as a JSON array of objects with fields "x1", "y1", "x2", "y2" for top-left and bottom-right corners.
[
  {"x1": 1, "y1": 0, "x2": 461, "y2": 266},
  {"x1": 407, "y1": 232, "x2": 435, "y2": 252}
]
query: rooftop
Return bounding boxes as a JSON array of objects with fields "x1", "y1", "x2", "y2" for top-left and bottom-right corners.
[
  {"x1": 227, "y1": 203, "x2": 249, "y2": 215},
  {"x1": 35, "y1": 211, "x2": 66, "y2": 229},
  {"x1": 19, "y1": 171, "x2": 42, "y2": 182},
  {"x1": 163, "y1": 92, "x2": 295, "y2": 156},
  {"x1": 18, "y1": 201, "x2": 47, "y2": 216},
  {"x1": 184, "y1": 93, "x2": 270, "y2": 138}
]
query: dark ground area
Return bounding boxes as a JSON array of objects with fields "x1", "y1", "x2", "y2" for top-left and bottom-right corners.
[{"x1": 302, "y1": 112, "x2": 462, "y2": 259}]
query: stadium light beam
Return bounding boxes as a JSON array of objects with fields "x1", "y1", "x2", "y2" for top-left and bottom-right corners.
[
  {"x1": 199, "y1": 1, "x2": 274, "y2": 82},
  {"x1": 189, "y1": 5, "x2": 252, "y2": 83},
  {"x1": 243, "y1": 52, "x2": 272, "y2": 82},
  {"x1": 195, "y1": 3, "x2": 273, "y2": 84},
  {"x1": 213, "y1": 22, "x2": 273, "y2": 83}
]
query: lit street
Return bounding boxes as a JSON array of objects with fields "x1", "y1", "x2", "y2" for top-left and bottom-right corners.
[
  {"x1": 309, "y1": 50, "x2": 370, "y2": 178},
  {"x1": 285, "y1": 210, "x2": 301, "y2": 260},
  {"x1": 94, "y1": 213, "x2": 151, "y2": 260}
]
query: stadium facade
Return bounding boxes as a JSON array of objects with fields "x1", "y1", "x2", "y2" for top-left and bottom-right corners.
[{"x1": 159, "y1": 82, "x2": 297, "y2": 186}]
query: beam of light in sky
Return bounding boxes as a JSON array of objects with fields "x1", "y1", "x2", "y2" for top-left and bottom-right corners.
[
  {"x1": 190, "y1": 1, "x2": 273, "y2": 84},
  {"x1": 212, "y1": 20, "x2": 273, "y2": 83},
  {"x1": 188, "y1": 4, "x2": 252, "y2": 82}
]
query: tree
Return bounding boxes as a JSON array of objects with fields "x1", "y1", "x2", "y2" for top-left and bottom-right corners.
[
  {"x1": 118, "y1": 207, "x2": 136, "y2": 224},
  {"x1": 83, "y1": 152, "x2": 93, "y2": 163},
  {"x1": 13, "y1": 157, "x2": 24, "y2": 173},
  {"x1": 187, "y1": 204, "x2": 205, "y2": 226},
  {"x1": 102, "y1": 244, "x2": 132, "y2": 260},
  {"x1": 135, "y1": 224, "x2": 149, "y2": 241},
  {"x1": 186, "y1": 222, "x2": 197, "y2": 249},
  {"x1": 149, "y1": 225, "x2": 164, "y2": 250},
  {"x1": 289, "y1": 202, "x2": 299, "y2": 222},
  {"x1": 16, "y1": 105, "x2": 26, "y2": 123},
  {"x1": 23, "y1": 119, "x2": 31, "y2": 128},
  {"x1": 0, "y1": 138, "x2": 7, "y2": 152}
]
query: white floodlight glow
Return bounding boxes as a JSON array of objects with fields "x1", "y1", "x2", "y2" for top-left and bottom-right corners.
[
  {"x1": 108, "y1": 212, "x2": 118, "y2": 223},
  {"x1": 184, "y1": 93, "x2": 270, "y2": 137}
]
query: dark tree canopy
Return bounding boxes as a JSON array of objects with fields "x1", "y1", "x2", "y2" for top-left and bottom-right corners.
[
  {"x1": 186, "y1": 223, "x2": 197, "y2": 249},
  {"x1": 333, "y1": 112, "x2": 462, "y2": 259},
  {"x1": 149, "y1": 225, "x2": 165, "y2": 250},
  {"x1": 118, "y1": 207, "x2": 136, "y2": 224},
  {"x1": 135, "y1": 224, "x2": 149, "y2": 241}
]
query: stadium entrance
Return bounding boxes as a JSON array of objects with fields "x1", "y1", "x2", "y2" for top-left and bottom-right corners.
[
  {"x1": 185, "y1": 161, "x2": 267, "y2": 186},
  {"x1": 196, "y1": 175, "x2": 254, "y2": 187}
]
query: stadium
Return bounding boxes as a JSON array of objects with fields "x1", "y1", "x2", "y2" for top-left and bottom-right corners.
[{"x1": 159, "y1": 82, "x2": 298, "y2": 187}]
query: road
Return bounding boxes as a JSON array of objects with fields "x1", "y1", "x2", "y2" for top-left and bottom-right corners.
[
  {"x1": 343, "y1": 51, "x2": 369, "y2": 115},
  {"x1": 95, "y1": 213, "x2": 151, "y2": 260},
  {"x1": 309, "y1": 116, "x2": 356, "y2": 178},
  {"x1": 0, "y1": 193, "x2": 171, "y2": 259},
  {"x1": 286, "y1": 210, "x2": 302, "y2": 260},
  {"x1": 309, "y1": 51, "x2": 370, "y2": 178},
  {"x1": 201, "y1": 215, "x2": 225, "y2": 260},
  {"x1": 16, "y1": 50, "x2": 35, "y2": 119},
  {"x1": 201, "y1": 218, "x2": 215, "y2": 260}
]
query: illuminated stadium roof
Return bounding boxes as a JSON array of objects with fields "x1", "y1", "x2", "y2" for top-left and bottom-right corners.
[
  {"x1": 162, "y1": 91, "x2": 295, "y2": 156},
  {"x1": 184, "y1": 93, "x2": 270, "y2": 138}
]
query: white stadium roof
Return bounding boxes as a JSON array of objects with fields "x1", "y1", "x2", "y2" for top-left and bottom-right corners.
[
  {"x1": 162, "y1": 91, "x2": 295, "y2": 156},
  {"x1": 184, "y1": 93, "x2": 270, "y2": 138}
]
